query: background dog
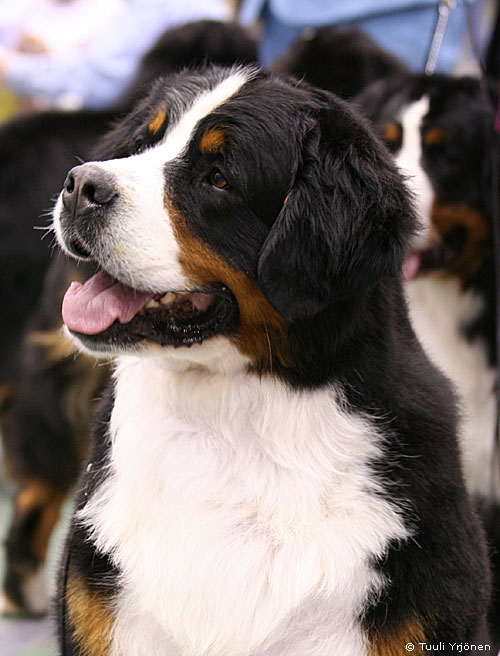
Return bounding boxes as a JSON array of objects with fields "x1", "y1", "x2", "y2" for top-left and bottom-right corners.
[{"x1": 356, "y1": 71, "x2": 500, "y2": 641}]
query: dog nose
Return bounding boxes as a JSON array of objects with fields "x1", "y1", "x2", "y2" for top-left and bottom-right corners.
[{"x1": 62, "y1": 164, "x2": 117, "y2": 216}]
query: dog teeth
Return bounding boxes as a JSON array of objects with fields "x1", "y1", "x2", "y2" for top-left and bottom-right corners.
[
  {"x1": 145, "y1": 299, "x2": 160, "y2": 309},
  {"x1": 160, "y1": 292, "x2": 177, "y2": 305}
]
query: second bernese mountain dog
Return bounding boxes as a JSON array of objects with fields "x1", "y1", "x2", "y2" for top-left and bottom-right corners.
[
  {"x1": 356, "y1": 70, "x2": 500, "y2": 644},
  {"x1": 357, "y1": 73, "x2": 498, "y2": 501},
  {"x1": 53, "y1": 65, "x2": 490, "y2": 654}
]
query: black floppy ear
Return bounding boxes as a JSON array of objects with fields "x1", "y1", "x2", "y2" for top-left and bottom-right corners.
[{"x1": 257, "y1": 93, "x2": 415, "y2": 321}]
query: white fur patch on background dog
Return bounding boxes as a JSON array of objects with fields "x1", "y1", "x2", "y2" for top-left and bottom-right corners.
[
  {"x1": 407, "y1": 277, "x2": 497, "y2": 498},
  {"x1": 79, "y1": 355, "x2": 409, "y2": 656},
  {"x1": 395, "y1": 96, "x2": 435, "y2": 248}
]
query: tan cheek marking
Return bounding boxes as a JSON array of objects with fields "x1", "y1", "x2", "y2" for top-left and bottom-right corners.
[
  {"x1": 148, "y1": 108, "x2": 167, "y2": 135},
  {"x1": 383, "y1": 121, "x2": 400, "y2": 145},
  {"x1": 168, "y1": 203, "x2": 288, "y2": 370},
  {"x1": 431, "y1": 198, "x2": 491, "y2": 280},
  {"x1": 66, "y1": 572, "x2": 115, "y2": 656},
  {"x1": 424, "y1": 126, "x2": 445, "y2": 147},
  {"x1": 370, "y1": 617, "x2": 426, "y2": 655},
  {"x1": 199, "y1": 127, "x2": 227, "y2": 154}
]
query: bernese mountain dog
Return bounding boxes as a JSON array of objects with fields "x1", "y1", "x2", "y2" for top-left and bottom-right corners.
[
  {"x1": 356, "y1": 71, "x2": 499, "y2": 641},
  {"x1": 52, "y1": 66, "x2": 490, "y2": 654}
]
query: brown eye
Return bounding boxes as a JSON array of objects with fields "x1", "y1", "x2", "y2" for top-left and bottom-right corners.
[
  {"x1": 209, "y1": 169, "x2": 227, "y2": 189},
  {"x1": 423, "y1": 126, "x2": 445, "y2": 148},
  {"x1": 382, "y1": 121, "x2": 402, "y2": 152}
]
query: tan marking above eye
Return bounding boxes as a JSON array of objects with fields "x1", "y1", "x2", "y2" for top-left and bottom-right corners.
[
  {"x1": 382, "y1": 121, "x2": 401, "y2": 144},
  {"x1": 148, "y1": 108, "x2": 167, "y2": 135},
  {"x1": 424, "y1": 126, "x2": 445, "y2": 147},
  {"x1": 200, "y1": 127, "x2": 226, "y2": 154}
]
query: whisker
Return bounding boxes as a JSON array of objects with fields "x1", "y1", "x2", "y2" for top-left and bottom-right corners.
[{"x1": 265, "y1": 328, "x2": 273, "y2": 373}]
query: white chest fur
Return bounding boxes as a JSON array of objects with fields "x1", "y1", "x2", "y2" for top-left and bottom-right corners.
[
  {"x1": 79, "y1": 356, "x2": 409, "y2": 656},
  {"x1": 406, "y1": 276, "x2": 497, "y2": 498}
]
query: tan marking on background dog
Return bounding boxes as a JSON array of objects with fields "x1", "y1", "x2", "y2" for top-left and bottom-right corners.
[
  {"x1": 0, "y1": 382, "x2": 15, "y2": 408},
  {"x1": 28, "y1": 326, "x2": 108, "y2": 440},
  {"x1": 423, "y1": 126, "x2": 445, "y2": 147},
  {"x1": 14, "y1": 480, "x2": 65, "y2": 560},
  {"x1": 16, "y1": 480, "x2": 53, "y2": 514},
  {"x1": 30, "y1": 489, "x2": 66, "y2": 560},
  {"x1": 29, "y1": 328, "x2": 76, "y2": 362},
  {"x1": 370, "y1": 617, "x2": 426, "y2": 655},
  {"x1": 199, "y1": 127, "x2": 227, "y2": 154},
  {"x1": 148, "y1": 108, "x2": 167, "y2": 135},
  {"x1": 382, "y1": 121, "x2": 401, "y2": 145},
  {"x1": 66, "y1": 573, "x2": 114, "y2": 656},
  {"x1": 168, "y1": 203, "x2": 288, "y2": 370},
  {"x1": 431, "y1": 199, "x2": 491, "y2": 281}
]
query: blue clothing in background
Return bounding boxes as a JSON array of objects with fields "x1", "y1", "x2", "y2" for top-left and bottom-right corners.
[
  {"x1": 239, "y1": 0, "x2": 475, "y2": 72},
  {"x1": 4, "y1": 0, "x2": 231, "y2": 108}
]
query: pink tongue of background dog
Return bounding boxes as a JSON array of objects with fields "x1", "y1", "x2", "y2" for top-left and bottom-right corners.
[
  {"x1": 402, "y1": 252, "x2": 422, "y2": 281},
  {"x1": 62, "y1": 270, "x2": 152, "y2": 335}
]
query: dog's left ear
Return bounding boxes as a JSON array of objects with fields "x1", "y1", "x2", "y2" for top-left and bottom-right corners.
[{"x1": 257, "y1": 93, "x2": 415, "y2": 321}]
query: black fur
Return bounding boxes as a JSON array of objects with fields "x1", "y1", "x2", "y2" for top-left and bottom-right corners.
[
  {"x1": 273, "y1": 26, "x2": 406, "y2": 99},
  {"x1": 57, "y1": 387, "x2": 118, "y2": 655},
  {"x1": 119, "y1": 20, "x2": 257, "y2": 108}
]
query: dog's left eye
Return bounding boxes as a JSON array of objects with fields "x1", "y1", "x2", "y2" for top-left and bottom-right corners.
[{"x1": 209, "y1": 169, "x2": 228, "y2": 189}]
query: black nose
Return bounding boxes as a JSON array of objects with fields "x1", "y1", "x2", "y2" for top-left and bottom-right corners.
[{"x1": 62, "y1": 164, "x2": 117, "y2": 216}]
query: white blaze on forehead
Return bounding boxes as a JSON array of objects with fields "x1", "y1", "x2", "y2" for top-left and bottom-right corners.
[
  {"x1": 395, "y1": 96, "x2": 435, "y2": 250},
  {"x1": 152, "y1": 69, "x2": 252, "y2": 164},
  {"x1": 55, "y1": 70, "x2": 252, "y2": 294},
  {"x1": 105, "y1": 68, "x2": 252, "y2": 173}
]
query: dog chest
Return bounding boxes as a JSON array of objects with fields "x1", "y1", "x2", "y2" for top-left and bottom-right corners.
[{"x1": 79, "y1": 357, "x2": 409, "y2": 655}]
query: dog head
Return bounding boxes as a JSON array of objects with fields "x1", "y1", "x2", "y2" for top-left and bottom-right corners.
[
  {"x1": 54, "y1": 66, "x2": 414, "y2": 374},
  {"x1": 357, "y1": 73, "x2": 496, "y2": 282}
]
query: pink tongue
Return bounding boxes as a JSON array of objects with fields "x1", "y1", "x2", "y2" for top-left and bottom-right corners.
[
  {"x1": 62, "y1": 270, "x2": 152, "y2": 335},
  {"x1": 402, "y1": 252, "x2": 422, "y2": 281}
]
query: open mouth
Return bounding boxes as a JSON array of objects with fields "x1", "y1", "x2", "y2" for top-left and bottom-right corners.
[
  {"x1": 62, "y1": 269, "x2": 238, "y2": 349},
  {"x1": 403, "y1": 225, "x2": 466, "y2": 281}
]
